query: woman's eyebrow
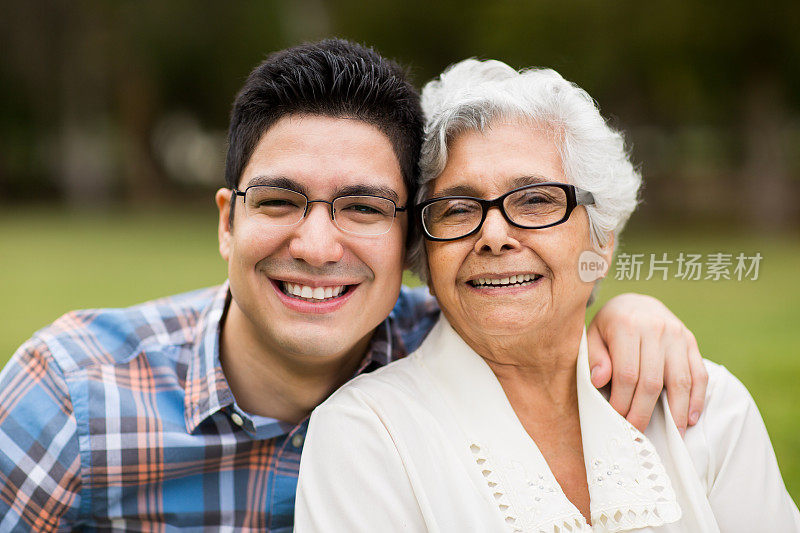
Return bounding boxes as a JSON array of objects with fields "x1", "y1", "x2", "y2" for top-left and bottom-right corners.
[
  {"x1": 431, "y1": 175, "x2": 552, "y2": 199},
  {"x1": 430, "y1": 184, "x2": 480, "y2": 198},
  {"x1": 511, "y1": 175, "x2": 551, "y2": 188}
]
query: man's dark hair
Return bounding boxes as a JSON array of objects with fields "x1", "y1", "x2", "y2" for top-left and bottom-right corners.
[{"x1": 225, "y1": 39, "x2": 423, "y2": 204}]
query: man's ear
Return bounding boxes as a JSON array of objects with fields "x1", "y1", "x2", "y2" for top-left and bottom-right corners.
[{"x1": 215, "y1": 188, "x2": 233, "y2": 262}]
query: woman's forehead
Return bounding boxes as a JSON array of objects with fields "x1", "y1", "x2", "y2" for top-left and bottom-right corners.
[{"x1": 432, "y1": 124, "x2": 565, "y2": 196}]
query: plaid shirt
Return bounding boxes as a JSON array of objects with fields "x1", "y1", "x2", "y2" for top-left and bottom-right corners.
[{"x1": 0, "y1": 283, "x2": 439, "y2": 532}]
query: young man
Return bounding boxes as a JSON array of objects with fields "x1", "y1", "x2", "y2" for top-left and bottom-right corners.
[{"x1": 0, "y1": 39, "x2": 706, "y2": 531}]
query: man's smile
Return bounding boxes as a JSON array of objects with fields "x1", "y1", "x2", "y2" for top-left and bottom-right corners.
[
  {"x1": 277, "y1": 280, "x2": 355, "y2": 302},
  {"x1": 268, "y1": 278, "x2": 361, "y2": 314}
]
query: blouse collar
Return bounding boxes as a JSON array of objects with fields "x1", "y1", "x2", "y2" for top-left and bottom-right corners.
[{"x1": 415, "y1": 317, "x2": 682, "y2": 532}]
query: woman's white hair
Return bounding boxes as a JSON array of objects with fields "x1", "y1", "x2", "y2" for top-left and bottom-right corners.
[{"x1": 407, "y1": 59, "x2": 642, "y2": 285}]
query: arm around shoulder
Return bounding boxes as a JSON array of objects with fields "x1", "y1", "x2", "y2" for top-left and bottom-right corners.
[
  {"x1": 0, "y1": 339, "x2": 83, "y2": 531},
  {"x1": 697, "y1": 361, "x2": 800, "y2": 531},
  {"x1": 294, "y1": 388, "x2": 428, "y2": 533}
]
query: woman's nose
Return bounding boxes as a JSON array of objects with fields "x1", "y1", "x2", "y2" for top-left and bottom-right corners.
[{"x1": 473, "y1": 207, "x2": 522, "y2": 255}]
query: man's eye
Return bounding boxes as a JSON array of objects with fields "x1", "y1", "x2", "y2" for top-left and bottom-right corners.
[
  {"x1": 257, "y1": 199, "x2": 300, "y2": 208},
  {"x1": 344, "y1": 204, "x2": 382, "y2": 215}
]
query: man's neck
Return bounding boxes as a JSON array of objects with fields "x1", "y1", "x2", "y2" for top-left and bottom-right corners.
[{"x1": 218, "y1": 304, "x2": 370, "y2": 424}]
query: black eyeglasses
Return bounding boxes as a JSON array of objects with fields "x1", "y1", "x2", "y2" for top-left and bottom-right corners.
[
  {"x1": 232, "y1": 185, "x2": 407, "y2": 236},
  {"x1": 417, "y1": 182, "x2": 595, "y2": 241}
]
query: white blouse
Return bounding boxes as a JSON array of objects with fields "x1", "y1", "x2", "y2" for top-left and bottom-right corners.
[{"x1": 295, "y1": 318, "x2": 800, "y2": 532}]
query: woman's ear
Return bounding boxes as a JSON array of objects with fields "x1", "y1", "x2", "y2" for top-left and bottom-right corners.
[
  {"x1": 598, "y1": 233, "x2": 615, "y2": 279},
  {"x1": 580, "y1": 233, "x2": 615, "y2": 283}
]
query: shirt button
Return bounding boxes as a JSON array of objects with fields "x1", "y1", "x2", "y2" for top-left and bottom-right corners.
[
  {"x1": 231, "y1": 413, "x2": 244, "y2": 426},
  {"x1": 291, "y1": 434, "x2": 304, "y2": 448}
]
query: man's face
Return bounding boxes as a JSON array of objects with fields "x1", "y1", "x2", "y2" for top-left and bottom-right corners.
[{"x1": 216, "y1": 114, "x2": 407, "y2": 366}]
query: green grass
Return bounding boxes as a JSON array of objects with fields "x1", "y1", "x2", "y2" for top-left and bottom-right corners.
[{"x1": 2, "y1": 207, "x2": 798, "y2": 504}]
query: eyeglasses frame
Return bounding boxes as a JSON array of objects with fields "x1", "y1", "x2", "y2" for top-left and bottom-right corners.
[
  {"x1": 417, "y1": 182, "x2": 595, "y2": 242},
  {"x1": 231, "y1": 185, "x2": 408, "y2": 236}
]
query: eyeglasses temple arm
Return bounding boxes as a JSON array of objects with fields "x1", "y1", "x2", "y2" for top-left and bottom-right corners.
[{"x1": 575, "y1": 188, "x2": 595, "y2": 206}]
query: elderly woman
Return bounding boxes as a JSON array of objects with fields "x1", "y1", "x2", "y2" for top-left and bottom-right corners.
[{"x1": 294, "y1": 60, "x2": 799, "y2": 532}]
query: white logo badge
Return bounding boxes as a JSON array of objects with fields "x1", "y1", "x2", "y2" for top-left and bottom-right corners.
[{"x1": 578, "y1": 250, "x2": 608, "y2": 282}]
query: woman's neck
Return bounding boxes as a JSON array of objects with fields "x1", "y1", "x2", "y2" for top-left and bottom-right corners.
[
  {"x1": 455, "y1": 315, "x2": 592, "y2": 522},
  {"x1": 453, "y1": 314, "x2": 586, "y2": 388}
]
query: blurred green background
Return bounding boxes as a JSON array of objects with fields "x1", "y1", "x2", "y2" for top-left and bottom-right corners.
[{"x1": 1, "y1": 0, "x2": 798, "y2": 505}]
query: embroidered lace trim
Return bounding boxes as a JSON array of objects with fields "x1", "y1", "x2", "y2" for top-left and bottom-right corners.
[
  {"x1": 471, "y1": 429, "x2": 681, "y2": 532},
  {"x1": 587, "y1": 426, "x2": 681, "y2": 530},
  {"x1": 471, "y1": 443, "x2": 524, "y2": 532},
  {"x1": 471, "y1": 442, "x2": 593, "y2": 532}
]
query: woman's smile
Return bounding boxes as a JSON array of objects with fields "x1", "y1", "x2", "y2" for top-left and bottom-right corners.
[{"x1": 464, "y1": 272, "x2": 545, "y2": 295}]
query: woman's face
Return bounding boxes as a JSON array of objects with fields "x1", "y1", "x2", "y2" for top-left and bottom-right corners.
[{"x1": 425, "y1": 120, "x2": 609, "y2": 346}]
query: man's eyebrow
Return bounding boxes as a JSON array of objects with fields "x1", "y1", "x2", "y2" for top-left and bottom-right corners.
[
  {"x1": 244, "y1": 175, "x2": 307, "y2": 195},
  {"x1": 243, "y1": 177, "x2": 402, "y2": 203},
  {"x1": 336, "y1": 184, "x2": 401, "y2": 203},
  {"x1": 430, "y1": 175, "x2": 552, "y2": 199}
]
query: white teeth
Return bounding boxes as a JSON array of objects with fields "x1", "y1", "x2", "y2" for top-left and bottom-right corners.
[
  {"x1": 282, "y1": 282, "x2": 347, "y2": 301},
  {"x1": 471, "y1": 275, "x2": 539, "y2": 287}
]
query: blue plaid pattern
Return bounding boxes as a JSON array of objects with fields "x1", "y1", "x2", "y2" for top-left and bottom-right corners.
[{"x1": 0, "y1": 282, "x2": 439, "y2": 532}]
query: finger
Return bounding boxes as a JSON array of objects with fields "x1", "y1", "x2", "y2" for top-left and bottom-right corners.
[
  {"x1": 586, "y1": 322, "x2": 612, "y2": 388},
  {"x1": 625, "y1": 334, "x2": 664, "y2": 433},
  {"x1": 663, "y1": 342, "x2": 692, "y2": 437},
  {"x1": 607, "y1": 330, "x2": 640, "y2": 419},
  {"x1": 687, "y1": 336, "x2": 708, "y2": 426}
]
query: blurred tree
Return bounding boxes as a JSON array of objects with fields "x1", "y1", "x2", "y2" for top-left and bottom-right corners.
[
  {"x1": 0, "y1": 0, "x2": 797, "y2": 227},
  {"x1": 328, "y1": 0, "x2": 799, "y2": 229}
]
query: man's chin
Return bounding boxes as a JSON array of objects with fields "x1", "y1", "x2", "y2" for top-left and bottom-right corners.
[{"x1": 275, "y1": 334, "x2": 361, "y2": 364}]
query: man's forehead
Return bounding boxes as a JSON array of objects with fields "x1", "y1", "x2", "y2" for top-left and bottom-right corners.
[{"x1": 239, "y1": 114, "x2": 408, "y2": 200}]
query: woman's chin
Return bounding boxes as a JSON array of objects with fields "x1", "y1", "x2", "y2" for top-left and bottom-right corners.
[{"x1": 451, "y1": 307, "x2": 551, "y2": 337}]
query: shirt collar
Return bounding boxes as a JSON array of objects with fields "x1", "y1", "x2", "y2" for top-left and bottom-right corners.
[
  {"x1": 356, "y1": 318, "x2": 395, "y2": 373},
  {"x1": 416, "y1": 317, "x2": 682, "y2": 532},
  {"x1": 184, "y1": 283, "x2": 234, "y2": 434}
]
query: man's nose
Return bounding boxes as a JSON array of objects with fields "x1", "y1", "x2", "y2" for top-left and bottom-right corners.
[
  {"x1": 287, "y1": 202, "x2": 346, "y2": 266},
  {"x1": 473, "y1": 207, "x2": 521, "y2": 255}
]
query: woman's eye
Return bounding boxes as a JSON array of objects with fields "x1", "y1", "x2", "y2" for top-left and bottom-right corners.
[
  {"x1": 442, "y1": 203, "x2": 477, "y2": 217},
  {"x1": 443, "y1": 207, "x2": 465, "y2": 216},
  {"x1": 521, "y1": 193, "x2": 549, "y2": 204}
]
